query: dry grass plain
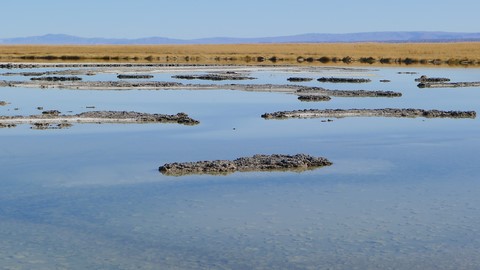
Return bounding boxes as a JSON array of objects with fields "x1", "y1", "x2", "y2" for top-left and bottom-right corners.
[{"x1": 0, "y1": 43, "x2": 480, "y2": 66}]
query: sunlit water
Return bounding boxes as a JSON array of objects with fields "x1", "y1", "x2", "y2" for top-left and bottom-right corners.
[{"x1": 1, "y1": 66, "x2": 480, "y2": 269}]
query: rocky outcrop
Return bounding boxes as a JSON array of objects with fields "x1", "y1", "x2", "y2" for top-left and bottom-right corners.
[
  {"x1": 31, "y1": 76, "x2": 82, "y2": 81},
  {"x1": 317, "y1": 77, "x2": 371, "y2": 83},
  {"x1": 287, "y1": 77, "x2": 313, "y2": 82},
  {"x1": 159, "y1": 154, "x2": 332, "y2": 176},
  {"x1": 117, "y1": 74, "x2": 154, "y2": 79},
  {"x1": 172, "y1": 73, "x2": 256, "y2": 81},
  {"x1": 0, "y1": 111, "x2": 200, "y2": 128},
  {"x1": 417, "y1": 81, "x2": 480, "y2": 88},
  {"x1": 296, "y1": 87, "x2": 402, "y2": 97},
  {"x1": 415, "y1": 75, "x2": 450, "y2": 82},
  {"x1": 297, "y1": 95, "x2": 332, "y2": 102},
  {"x1": 262, "y1": 108, "x2": 476, "y2": 119}
]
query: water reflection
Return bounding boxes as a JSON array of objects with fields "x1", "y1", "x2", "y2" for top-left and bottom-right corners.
[{"x1": 0, "y1": 66, "x2": 480, "y2": 269}]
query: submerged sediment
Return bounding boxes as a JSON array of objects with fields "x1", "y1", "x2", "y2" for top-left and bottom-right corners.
[
  {"x1": 159, "y1": 154, "x2": 332, "y2": 176},
  {"x1": 262, "y1": 108, "x2": 476, "y2": 119},
  {"x1": 0, "y1": 110, "x2": 199, "y2": 128}
]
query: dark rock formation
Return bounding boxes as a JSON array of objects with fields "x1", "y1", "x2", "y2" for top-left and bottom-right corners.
[
  {"x1": 0, "y1": 123, "x2": 16, "y2": 128},
  {"x1": 31, "y1": 76, "x2": 82, "y2": 81},
  {"x1": 172, "y1": 73, "x2": 256, "y2": 81},
  {"x1": 117, "y1": 74, "x2": 154, "y2": 79},
  {"x1": 417, "y1": 81, "x2": 480, "y2": 88},
  {"x1": 297, "y1": 95, "x2": 331, "y2": 102},
  {"x1": 317, "y1": 77, "x2": 371, "y2": 83},
  {"x1": 262, "y1": 108, "x2": 476, "y2": 119},
  {"x1": 415, "y1": 75, "x2": 451, "y2": 82},
  {"x1": 287, "y1": 77, "x2": 313, "y2": 82},
  {"x1": 159, "y1": 154, "x2": 332, "y2": 176},
  {"x1": 42, "y1": 110, "x2": 61, "y2": 116},
  {"x1": 0, "y1": 111, "x2": 200, "y2": 127},
  {"x1": 296, "y1": 87, "x2": 402, "y2": 97}
]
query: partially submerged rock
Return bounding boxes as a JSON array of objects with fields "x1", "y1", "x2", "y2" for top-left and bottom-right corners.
[
  {"x1": 172, "y1": 73, "x2": 256, "y2": 81},
  {"x1": 159, "y1": 154, "x2": 332, "y2": 176},
  {"x1": 0, "y1": 111, "x2": 200, "y2": 128},
  {"x1": 297, "y1": 95, "x2": 332, "y2": 102},
  {"x1": 296, "y1": 87, "x2": 402, "y2": 97},
  {"x1": 0, "y1": 101, "x2": 8, "y2": 106},
  {"x1": 117, "y1": 74, "x2": 154, "y2": 79},
  {"x1": 31, "y1": 76, "x2": 82, "y2": 81},
  {"x1": 318, "y1": 77, "x2": 371, "y2": 83},
  {"x1": 287, "y1": 77, "x2": 313, "y2": 82},
  {"x1": 415, "y1": 75, "x2": 450, "y2": 82},
  {"x1": 417, "y1": 81, "x2": 480, "y2": 88},
  {"x1": 262, "y1": 108, "x2": 476, "y2": 119}
]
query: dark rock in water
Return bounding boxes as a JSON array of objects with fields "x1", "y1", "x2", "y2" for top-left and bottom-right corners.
[
  {"x1": 379, "y1": 80, "x2": 391, "y2": 83},
  {"x1": 31, "y1": 76, "x2": 82, "y2": 81},
  {"x1": 296, "y1": 87, "x2": 402, "y2": 97},
  {"x1": 398, "y1": 72, "x2": 418, "y2": 74},
  {"x1": 0, "y1": 111, "x2": 199, "y2": 128},
  {"x1": 262, "y1": 108, "x2": 477, "y2": 120},
  {"x1": 417, "y1": 81, "x2": 480, "y2": 88},
  {"x1": 415, "y1": 75, "x2": 450, "y2": 82},
  {"x1": 0, "y1": 123, "x2": 16, "y2": 128},
  {"x1": 117, "y1": 74, "x2": 154, "y2": 79},
  {"x1": 172, "y1": 74, "x2": 256, "y2": 81},
  {"x1": 317, "y1": 77, "x2": 371, "y2": 83},
  {"x1": 42, "y1": 110, "x2": 61, "y2": 116},
  {"x1": 287, "y1": 77, "x2": 313, "y2": 82},
  {"x1": 159, "y1": 154, "x2": 332, "y2": 176},
  {"x1": 298, "y1": 95, "x2": 331, "y2": 102},
  {"x1": 0, "y1": 101, "x2": 8, "y2": 106}
]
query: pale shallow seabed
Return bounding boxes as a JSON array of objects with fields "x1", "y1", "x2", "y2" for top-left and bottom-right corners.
[{"x1": 0, "y1": 66, "x2": 480, "y2": 269}]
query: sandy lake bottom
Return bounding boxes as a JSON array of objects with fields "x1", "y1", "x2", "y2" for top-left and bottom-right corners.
[{"x1": 1, "y1": 65, "x2": 480, "y2": 269}]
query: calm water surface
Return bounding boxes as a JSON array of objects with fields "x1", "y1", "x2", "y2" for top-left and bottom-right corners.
[{"x1": 1, "y1": 66, "x2": 480, "y2": 269}]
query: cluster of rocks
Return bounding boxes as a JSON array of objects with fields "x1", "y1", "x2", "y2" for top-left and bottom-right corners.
[
  {"x1": 297, "y1": 95, "x2": 332, "y2": 102},
  {"x1": 317, "y1": 77, "x2": 371, "y2": 83},
  {"x1": 261, "y1": 108, "x2": 477, "y2": 120},
  {"x1": 417, "y1": 81, "x2": 480, "y2": 88},
  {"x1": 31, "y1": 122, "x2": 73, "y2": 130},
  {"x1": 172, "y1": 73, "x2": 256, "y2": 81},
  {"x1": 117, "y1": 74, "x2": 154, "y2": 79},
  {"x1": 31, "y1": 76, "x2": 82, "y2": 81},
  {"x1": 415, "y1": 75, "x2": 451, "y2": 82},
  {"x1": 287, "y1": 77, "x2": 313, "y2": 82},
  {"x1": 159, "y1": 154, "x2": 333, "y2": 176},
  {"x1": 0, "y1": 111, "x2": 200, "y2": 127},
  {"x1": 296, "y1": 87, "x2": 402, "y2": 97}
]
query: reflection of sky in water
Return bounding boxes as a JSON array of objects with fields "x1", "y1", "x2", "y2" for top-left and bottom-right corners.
[{"x1": 1, "y1": 66, "x2": 480, "y2": 269}]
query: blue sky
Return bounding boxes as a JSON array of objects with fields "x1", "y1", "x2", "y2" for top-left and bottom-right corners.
[{"x1": 2, "y1": 0, "x2": 479, "y2": 39}]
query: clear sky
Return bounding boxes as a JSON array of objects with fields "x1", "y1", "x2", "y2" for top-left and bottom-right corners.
[{"x1": 2, "y1": 0, "x2": 479, "y2": 39}]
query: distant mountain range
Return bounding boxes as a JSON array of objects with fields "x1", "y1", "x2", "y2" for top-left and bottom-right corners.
[{"x1": 1, "y1": 32, "x2": 480, "y2": 45}]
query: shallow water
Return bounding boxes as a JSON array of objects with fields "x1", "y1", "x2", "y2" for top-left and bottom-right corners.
[{"x1": 1, "y1": 66, "x2": 480, "y2": 269}]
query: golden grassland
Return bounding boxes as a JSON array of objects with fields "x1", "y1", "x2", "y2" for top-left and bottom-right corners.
[{"x1": 0, "y1": 42, "x2": 480, "y2": 65}]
